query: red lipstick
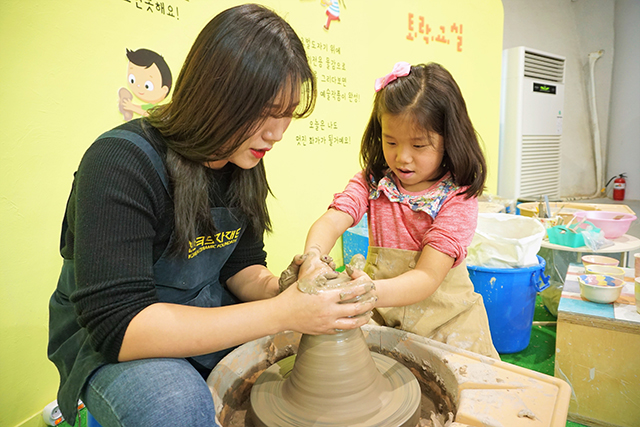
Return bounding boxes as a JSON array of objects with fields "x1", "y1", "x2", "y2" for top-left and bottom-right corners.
[{"x1": 250, "y1": 148, "x2": 267, "y2": 159}]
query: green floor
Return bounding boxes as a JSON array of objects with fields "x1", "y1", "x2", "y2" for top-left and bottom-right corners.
[{"x1": 500, "y1": 294, "x2": 584, "y2": 427}]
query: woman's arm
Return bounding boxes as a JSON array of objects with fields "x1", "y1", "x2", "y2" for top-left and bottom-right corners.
[
  {"x1": 225, "y1": 264, "x2": 279, "y2": 301},
  {"x1": 118, "y1": 277, "x2": 376, "y2": 362}
]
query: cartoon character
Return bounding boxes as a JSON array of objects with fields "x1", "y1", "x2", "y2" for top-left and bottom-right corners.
[
  {"x1": 321, "y1": 0, "x2": 344, "y2": 30},
  {"x1": 118, "y1": 48, "x2": 172, "y2": 121}
]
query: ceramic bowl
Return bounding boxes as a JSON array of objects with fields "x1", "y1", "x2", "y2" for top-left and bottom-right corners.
[
  {"x1": 572, "y1": 211, "x2": 636, "y2": 239},
  {"x1": 578, "y1": 274, "x2": 624, "y2": 303},
  {"x1": 584, "y1": 265, "x2": 626, "y2": 280},
  {"x1": 581, "y1": 255, "x2": 619, "y2": 267}
]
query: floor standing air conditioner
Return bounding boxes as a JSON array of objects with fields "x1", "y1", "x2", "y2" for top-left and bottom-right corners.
[{"x1": 498, "y1": 46, "x2": 566, "y2": 200}]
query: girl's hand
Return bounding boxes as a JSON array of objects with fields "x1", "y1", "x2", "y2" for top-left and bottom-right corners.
[
  {"x1": 298, "y1": 251, "x2": 338, "y2": 284},
  {"x1": 279, "y1": 253, "x2": 338, "y2": 293},
  {"x1": 277, "y1": 278, "x2": 376, "y2": 335}
]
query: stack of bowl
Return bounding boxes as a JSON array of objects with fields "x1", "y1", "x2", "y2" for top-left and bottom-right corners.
[
  {"x1": 584, "y1": 264, "x2": 625, "y2": 280},
  {"x1": 579, "y1": 255, "x2": 625, "y2": 304}
]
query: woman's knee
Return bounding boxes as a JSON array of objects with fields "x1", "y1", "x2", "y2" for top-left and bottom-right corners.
[{"x1": 85, "y1": 358, "x2": 217, "y2": 427}]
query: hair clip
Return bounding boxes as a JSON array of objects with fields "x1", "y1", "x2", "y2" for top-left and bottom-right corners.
[{"x1": 374, "y1": 61, "x2": 411, "y2": 92}]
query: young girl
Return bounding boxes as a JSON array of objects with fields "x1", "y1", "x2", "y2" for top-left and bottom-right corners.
[
  {"x1": 303, "y1": 61, "x2": 499, "y2": 359},
  {"x1": 48, "y1": 5, "x2": 375, "y2": 426}
]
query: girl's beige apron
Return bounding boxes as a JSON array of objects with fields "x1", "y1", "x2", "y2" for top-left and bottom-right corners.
[{"x1": 364, "y1": 246, "x2": 499, "y2": 359}]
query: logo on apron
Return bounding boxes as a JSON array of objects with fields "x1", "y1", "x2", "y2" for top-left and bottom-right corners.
[{"x1": 188, "y1": 227, "x2": 243, "y2": 259}]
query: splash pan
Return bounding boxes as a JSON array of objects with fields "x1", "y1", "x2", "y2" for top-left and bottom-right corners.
[{"x1": 207, "y1": 325, "x2": 571, "y2": 426}]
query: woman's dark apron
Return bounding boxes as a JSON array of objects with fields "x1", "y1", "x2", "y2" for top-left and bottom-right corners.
[{"x1": 48, "y1": 129, "x2": 244, "y2": 422}]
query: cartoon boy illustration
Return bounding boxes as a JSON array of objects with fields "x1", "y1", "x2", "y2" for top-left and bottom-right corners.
[
  {"x1": 118, "y1": 48, "x2": 172, "y2": 121},
  {"x1": 321, "y1": 0, "x2": 343, "y2": 30}
]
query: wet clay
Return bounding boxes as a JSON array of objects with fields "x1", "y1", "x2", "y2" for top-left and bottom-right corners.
[
  {"x1": 295, "y1": 253, "x2": 365, "y2": 295},
  {"x1": 219, "y1": 342, "x2": 455, "y2": 427},
  {"x1": 280, "y1": 253, "x2": 341, "y2": 294},
  {"x1": 250, "y1": 261, "x2": 421, "y2": 427},
  {"x1": 295, "y1": 267, "x2": 343, "y2": 294},
  {"x1": 250, "y1": 328, "x2": 421, "y2": 426}
]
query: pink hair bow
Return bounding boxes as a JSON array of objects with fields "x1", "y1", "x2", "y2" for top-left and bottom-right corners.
[{"x1": 374, "y1": 61, "x2": 411, "y2": 92}]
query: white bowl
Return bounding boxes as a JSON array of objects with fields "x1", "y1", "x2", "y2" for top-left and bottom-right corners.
[
  {"x1": 578, "y1": 274, "x2": 624, "y2": 304},
  {"x1": 584, "y1": 265, "x2": 626, "y2": 281}
]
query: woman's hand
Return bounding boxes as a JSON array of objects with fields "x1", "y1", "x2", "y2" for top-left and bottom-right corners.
[
  {"x1": 276, "y1": 275, "x2": 376, "y2": 335},
  {"x1": 338, "y1": 268, "x2": 377, "y2": 306},
  {"x1": 278, "y1": 253, "x2": 308, "y2": 293}
]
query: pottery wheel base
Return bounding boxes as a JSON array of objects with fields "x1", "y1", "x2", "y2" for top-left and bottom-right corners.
[{"x1": 250, "y1": 352, "x2": 421, "y2": 427}]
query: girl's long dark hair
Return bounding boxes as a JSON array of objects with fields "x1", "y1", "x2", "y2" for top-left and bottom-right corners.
[
  {"x1": 145, "y1": 4, "x2": 316, "y2": 256},
  {"x1": 361, "y1": 62, "x2": 486, "y2": 198}
]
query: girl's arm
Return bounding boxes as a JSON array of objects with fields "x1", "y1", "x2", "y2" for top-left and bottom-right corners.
[
  {"x1": 304, "y1": 208, "x2": 354, "y2": 255},
  {"x1": 300, "y1": 208, "x2": 354, "y2": 279},
  {"x1": 118, "y1": 277, "x2": 376, "y2": 362},
  {"x1": 370, "y1": 245, "x2": 454, "y2": 308}
]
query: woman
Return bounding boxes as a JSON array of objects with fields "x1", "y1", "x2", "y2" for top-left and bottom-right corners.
[{"x1": 48, "y1": 4, "x2": 375, "y2": 426}]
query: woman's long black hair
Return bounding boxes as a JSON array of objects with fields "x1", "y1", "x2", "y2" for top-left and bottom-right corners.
[
  {"x1": 361, "y1": 63, "x2": 485, "y2": 198},
  {"x1": 145, "y1": 4, "x2": 316, "y2": 256}
]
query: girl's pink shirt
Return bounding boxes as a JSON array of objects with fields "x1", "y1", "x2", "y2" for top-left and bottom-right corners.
[{"x1": 329, "y1": 171, "x2": 478, "y2": 267}]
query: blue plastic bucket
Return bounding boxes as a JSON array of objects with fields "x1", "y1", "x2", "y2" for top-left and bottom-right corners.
[
  {"x1": 342, "y1": 214, "x2": 368, "y2": 264},
  {"x1": 87, "y1": 411, "x2": 103, "y2": 427},
  {"x1": 467, "y1": 255, "x2": 550, "y2": 354}
]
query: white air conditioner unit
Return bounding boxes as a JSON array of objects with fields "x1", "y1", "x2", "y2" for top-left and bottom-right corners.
[{"x1": 498, "y1": 46, "x2": 566, "y2": 200}]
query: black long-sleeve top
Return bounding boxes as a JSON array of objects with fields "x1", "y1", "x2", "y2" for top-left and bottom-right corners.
[{"x1": 58, "y1": 119, "x2": 268, "y2": 363}]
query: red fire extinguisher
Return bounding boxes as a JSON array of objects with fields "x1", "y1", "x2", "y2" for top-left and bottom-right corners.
[{"x1": 605, "y1": 173, "x2": 627, "y2": 201}]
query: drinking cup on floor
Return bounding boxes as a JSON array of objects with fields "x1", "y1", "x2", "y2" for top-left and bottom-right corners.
[{"x1": 634, "y1": 253, "x2": 640, "y2": 278}]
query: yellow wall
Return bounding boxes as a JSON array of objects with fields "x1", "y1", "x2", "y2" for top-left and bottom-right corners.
[{"x1": 0, "y1": 1, "x2": 502, "y2": 425}]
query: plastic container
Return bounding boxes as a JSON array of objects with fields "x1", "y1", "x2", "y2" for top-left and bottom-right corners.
[
  {"x1": 547, "y1": 225, "x2": 585, "y2": 247},
  {"x1": 517, "y1": 201, "x2": 635, "y2": 226},
  {"x1": 467, "y1": 255, "x2": 550, "y2": 354},
  {"x1": 572, "y1": 211, "x2": 636, "y2": 239},
  {"x1": 517, "y1": 201, "x2": 597, "y2": 225},
  {"x1": 546, "y1": 220, "x2": 601, "y2": 248}
]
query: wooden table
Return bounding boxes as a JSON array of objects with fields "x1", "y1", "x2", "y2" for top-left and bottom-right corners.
[
  {"x1": 554, "y1": 264, "x2": 640, "y2": 427},
  {"x1": 540, "y1": 234, "x2": 640, "y2": 268}
]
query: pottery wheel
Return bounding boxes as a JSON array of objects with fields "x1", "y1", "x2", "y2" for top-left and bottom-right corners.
[{"x1": 250, "y1": 328, "x2": 421, "y2": 427}]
